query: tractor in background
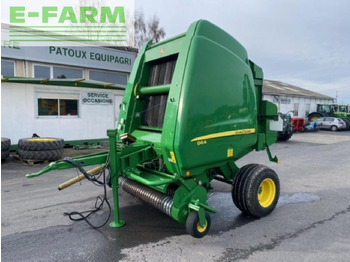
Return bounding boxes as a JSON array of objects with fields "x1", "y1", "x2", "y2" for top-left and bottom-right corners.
[{"x1": 307, "y1": 104, "x2": 350, "y2": 129}]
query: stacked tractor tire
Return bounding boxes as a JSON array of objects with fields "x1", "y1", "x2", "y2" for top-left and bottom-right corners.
[
  {"x1": 17, "y1": 138, "x2": 64, "y2": 161},
  {"x1": 1, "y1": 138, "x2": 11, "y2": 161}
]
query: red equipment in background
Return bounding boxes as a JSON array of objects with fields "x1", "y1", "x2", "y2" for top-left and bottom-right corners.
[{"x1": 291, "y1": 117, "x2": 305, "y2": 132}]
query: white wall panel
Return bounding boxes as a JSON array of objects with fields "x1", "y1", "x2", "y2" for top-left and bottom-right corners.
[{"x1": 1, "y1": 82, "x2": 124, "y2": 144}]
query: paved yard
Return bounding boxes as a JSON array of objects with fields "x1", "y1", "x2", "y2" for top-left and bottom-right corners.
[{"x1": 2, "y1": 130, "x2": 350, "y2": 261}]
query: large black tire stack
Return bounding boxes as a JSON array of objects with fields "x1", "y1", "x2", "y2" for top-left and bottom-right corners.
[
  {"x1": 1, "y1": 138, "x2": 11, "y2": 161},
  {"x1": 17, "y1": 137, "x2": 64, "y2": 161}
]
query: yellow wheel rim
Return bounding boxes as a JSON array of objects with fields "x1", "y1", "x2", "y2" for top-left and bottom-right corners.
[
  {"x1": 27, "y1": 138, "x2": 57, "y2": 142},
  {"x1": 310, "y1": 116, "x2": 319, "y2": 122},
  {"x1": 196, "y1": 221, "x2": 207, "y2": 233},
  {"x1": 258, "y1": 178, "x2": 276, "y2": 208}
]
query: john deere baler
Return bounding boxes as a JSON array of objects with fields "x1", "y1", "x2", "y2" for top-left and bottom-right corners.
[{"x1": 28, "y1": 20, "x2": 281, "y2": 238}]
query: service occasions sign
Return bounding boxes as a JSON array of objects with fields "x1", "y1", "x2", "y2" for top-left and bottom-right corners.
[{"x1": 81, "y1": 91, "x2": 113, "y2": 105}]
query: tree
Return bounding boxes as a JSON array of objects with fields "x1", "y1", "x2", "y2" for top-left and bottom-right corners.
[
  {"x1": 68, "y1": 0, "x2": 134, "y2": 46},
  {"x1": 134, "y1": 9, "x2": 166, "y2": 49},
  {"x1": 68, "y1": 3, "x2": 164, "y2": 48}
]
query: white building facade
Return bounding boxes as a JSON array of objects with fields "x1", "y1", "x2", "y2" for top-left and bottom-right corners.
[
  {"x1": 1, "y1": 41, "x2": 137, "y2": 145},
  {"x1": 263, "y1": 80, "x2": 334, "y2": 118}
]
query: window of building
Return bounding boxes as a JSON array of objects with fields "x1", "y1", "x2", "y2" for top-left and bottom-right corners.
[
  {"x1": 305, "y1": 103, "x2": 310, "y2": 116},
  {"x1": 59, "y1": 99, "x2": 78, "y2": 115},
  {"x1": 1, "y1": 60, "x2": 15, "y2": 76},
  {"x1": 38, "y1": 99, "x2": 58, "y2": 115},
  {"x1": 37, "y1": 92, "x2": 79, "y2": 117},
  {"x1": 53, "y1": 66, "x2": 83, "y2": 79},
  {"x1": 33, "y1": 64, "x2": 83, "y2": 79},
  {"x1": 293, "y1": 103, "x2": 299, "y2": 116},
  {"x1": 34, "y1": 65, "x2": 50, "y2": 78},
  {"x1": 89, "y1": 70, "x2": 127, "y2": 86}
]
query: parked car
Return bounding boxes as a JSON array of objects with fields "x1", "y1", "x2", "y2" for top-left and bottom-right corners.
[{"x1": 315, "y1": 117, "x2": 347, "y2": 131}]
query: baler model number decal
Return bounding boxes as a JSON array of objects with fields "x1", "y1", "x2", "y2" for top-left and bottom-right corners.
[
  {"x1": 191, "y1": 128, "x2": 256, "y2": 142},
  {"x1": 196, "y1": 140, "x2": 207, "y2": 146}
]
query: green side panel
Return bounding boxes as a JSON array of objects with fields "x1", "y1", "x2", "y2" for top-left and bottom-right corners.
[
  {"x1": 117, "y1": 41, "x2": 152, "y2": 134},
  {"x1": 257, "y1": 101, "x2": 278, "y2": 150},
  {"x1": 160, "y1": 23, "x2": 198, "y2": 176},
  {"x1": 171, "y1": 20, "x2": 258, "y2": 175},
  {"x1": 170, "y1": 179, "x2": 208, "y2": 223},
  {"x1": 250, "y1": 60, "x2": 264, "y2": 113},
  {"x1": 194, "y1": 21, "x2": 249, "y2": 64}
]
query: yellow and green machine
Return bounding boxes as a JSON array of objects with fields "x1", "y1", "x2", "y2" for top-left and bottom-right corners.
[
  {"x1": 308, "y1": 104, "x2": 350, "y2": 129},
  {"x1": 28, "y1": 20, "x2": 281, "y2": 238}
]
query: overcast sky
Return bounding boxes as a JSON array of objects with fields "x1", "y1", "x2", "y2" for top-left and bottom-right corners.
[{"x1": 136, "y1": 0, "x2": 350, "y2": 104}]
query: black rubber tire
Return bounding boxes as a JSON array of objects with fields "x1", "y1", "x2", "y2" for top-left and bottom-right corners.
[
  {"x1": 1, "y1": 150, "x2": 10, "y2": 160},
  {"x1": 185, "y1": 211, "x2": 211, "y2": 238},
  {"x1": 277, "y1": 133, "x2": 292, "y2": 141},
  {"x1": 17, "y1": 148, "x2": 64, "y2": 161},
  {"x1": 232, "y1": 164, "x2": 259, "y2": 212},
  {"x1": 343, "y1": 119, "x2": 350, "y2": 130},
  {"x1": 232, "y1": 164, "x2": 280, "y2": 218},
  {"x1": 18, "y1": 137, "x2": 64, "y2": 151},
  {"x1": 1, "y1": 138, "x2": 11, "y2": 151},
  {"x1": 330, "y1": 125, "x2": 338, "y2": 132}
]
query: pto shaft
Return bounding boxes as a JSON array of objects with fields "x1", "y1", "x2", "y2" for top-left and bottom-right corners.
[{"x1": 58, "y1": 165, "x2": 105, "y2": 190}]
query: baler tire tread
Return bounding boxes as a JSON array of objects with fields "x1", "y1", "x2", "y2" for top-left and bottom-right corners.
[
  {"x1": 232, "y1": 164, "x2": 259, "y2": 213},
  {"x1": 1, "y1": 138, "x2": 11, "y2": 151},
  {"x1": 18, "y1": 138, "x2": 64, "y2": 151},
  {"x1": 185, "y1": 211, "x2": 211, "y2": 238},
  {"x1": 239, "y1": 165, "x2": 264, "y2": 215},
  {"x1": 17, "y1": 148, "x2": 64, "y2": 161},
  {"x1": 243, "y1": 165, "x2": 280, "y2": 218}
]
